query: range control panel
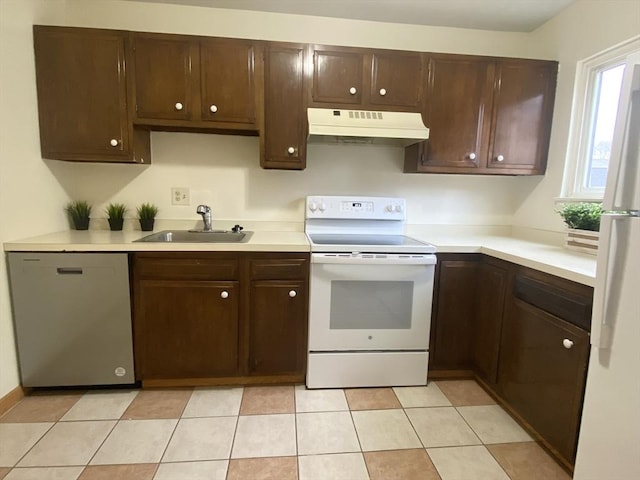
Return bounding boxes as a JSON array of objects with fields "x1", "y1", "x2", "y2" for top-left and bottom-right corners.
[{"x1": 305, "y1": 196, "x2": 406, "y2": 220}]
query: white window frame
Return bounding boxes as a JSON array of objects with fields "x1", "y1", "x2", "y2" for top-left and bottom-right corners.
[{"x1": 560, "y1": 36, "x2": 640, "y2": 202}]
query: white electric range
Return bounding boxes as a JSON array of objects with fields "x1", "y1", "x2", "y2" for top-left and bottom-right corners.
[{"x1": 305, "y1": 195, "x2": 436, "y2": 388}]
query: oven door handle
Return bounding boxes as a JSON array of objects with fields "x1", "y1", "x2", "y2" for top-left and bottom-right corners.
[{"x1": 311, "y1": 253, "x2": 436, "y2": 265}]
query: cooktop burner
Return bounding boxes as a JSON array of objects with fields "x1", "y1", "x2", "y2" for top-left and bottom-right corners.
[
  {"x1": 304, "y1": 195, "x2": 436, "y2": 254},
  {"x1": 307, "y1": 233, "x2": 435, "y2": 254},
  {"x1": 309, "y1": 234, "x2": 426, "y2": 247}
]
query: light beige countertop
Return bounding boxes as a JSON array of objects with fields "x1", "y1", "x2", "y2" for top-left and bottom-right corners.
[
  {"x1": 2, "y1": 229, "x2": 311, "y2": 253},
  {"x1": 410, "y1": 232, "x2": 597, "y2": 287},
  {"x1": 3, "y1": 226, "x2": 597, "y2": 287}
]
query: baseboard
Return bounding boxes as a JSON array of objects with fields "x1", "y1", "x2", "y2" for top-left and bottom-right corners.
[
  {"x1": 142, "y1": 374, "x2": 305, "y2": 388},
  {"x1": 0, "y1": 385, "x2": 29, "y2": 417}
]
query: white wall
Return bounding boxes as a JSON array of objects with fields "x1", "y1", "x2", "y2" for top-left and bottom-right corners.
[
  {"x1": 0, "y1": 1, "x2": 69, "y2": 399},
  {"x1": 514, "y1": 0, "x2": 640, "y2": 232}
]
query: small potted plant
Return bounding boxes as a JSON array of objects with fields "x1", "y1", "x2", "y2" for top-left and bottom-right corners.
[
  {"x1": 105, "y1": 203, "x2": 127, "y2": 231},
  {"x1": 65, "y1": 200, "x2": 92, "y2": 230},
  {"x1": 557, "y1": 202, "x2": 602, "y2": 255},
  {"x1": 137, "y1": 202, "x2": 158, "y2": 231}
]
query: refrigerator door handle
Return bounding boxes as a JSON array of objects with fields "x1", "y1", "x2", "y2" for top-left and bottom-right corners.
[{"x1": 591, "y1": 213, "x2": 634, "y2": 348}]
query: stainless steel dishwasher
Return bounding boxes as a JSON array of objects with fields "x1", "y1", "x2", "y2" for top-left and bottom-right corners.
[{"x1": 7, "y1": 252, "x2": 135, "y2": 387}]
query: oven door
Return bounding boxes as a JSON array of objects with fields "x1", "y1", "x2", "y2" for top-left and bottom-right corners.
[{"x1": 308, "y1": 253, "x2": 436, "y2": 351}]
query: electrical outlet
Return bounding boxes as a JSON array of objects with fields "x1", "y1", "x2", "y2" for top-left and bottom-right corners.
[{"x1": 171, "y1": 187, "x2": 190, "y2": 206}]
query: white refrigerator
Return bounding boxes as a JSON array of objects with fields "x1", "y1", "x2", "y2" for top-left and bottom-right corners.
[{"x1": 573, "y1": 52, "x2": 640, "y2": 479}]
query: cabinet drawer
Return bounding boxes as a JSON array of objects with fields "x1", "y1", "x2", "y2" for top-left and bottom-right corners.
[
  {"x1": 513, "y1": 275, "x2": 592, "y2": 330},
  {"x1": 134, "y1": 253, "x2": 238, "y2": 280},
  {"x1": 249, "y1": 257, "x2": 309, "y2": 280}
]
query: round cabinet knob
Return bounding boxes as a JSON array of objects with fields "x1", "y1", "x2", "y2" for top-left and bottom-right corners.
[
  {"x1": 468, "y1": 152, "x2": 476, "y2": 160},
  {"x1": 496, "y1": 154, "x2": 505, "y2": 162},
  {"x1": 309, "y1": 201, "x2": 318, "y2": 212},
  {"x1": 379, "y1": 88, "x2": 387, "y2": 96},
  {"x1": 289, "y1": 290, "x2": 297, "y2": 298},
  {"x1": 563, "y1": 338, "x2": 574, "y2": 349},
  {"x1": 220, "y1": 291, "x2": 229, "y2": 299},
  {"x1": 209, "y1": 104, "x2": 218, "y2": 113},
  {"x1": 349, "y1": 86, "x2": 357, "y2": 95},
  {"x1": 109, "y1": 139, "x2": 119, "y2": 147},
  {"x1": 287, "y1": 146, "x2": 295, "y2": 155},
  {"x1": 175, "y1": 102, "x2": 183, "y2": 111}
]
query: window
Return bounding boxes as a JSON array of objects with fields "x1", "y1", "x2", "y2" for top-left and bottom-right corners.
[{"x1": 561, "y1": 37, "x2": 640, "y2": 200}]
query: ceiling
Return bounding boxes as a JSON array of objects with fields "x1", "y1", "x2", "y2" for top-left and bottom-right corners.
[{"x1": 126, "y1": 0, "x2": 577, "y2": 32}]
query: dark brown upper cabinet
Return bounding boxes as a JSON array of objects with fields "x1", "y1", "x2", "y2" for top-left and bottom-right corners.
[
  {"x1": 261, "y1": 43, "x2": 308, "y2": 170},
  {"x1": 405, "y1": 55, "x2": 557, "y2": 175},
  {"x1": 309, "y1": 45, "x2": 424, "y2": 112},
  {"x1": 369, "y1": 51, "x2": 423, "y2": 109},
  {"x1": 487, "y1": 60, "x2": 557, "y2": 173},
  {"x1": 33, "y1": 26, "x2": 150, "y2": 163},
  {"x1": 132, "y1": 33, "x2": 260, "y2": 131}
]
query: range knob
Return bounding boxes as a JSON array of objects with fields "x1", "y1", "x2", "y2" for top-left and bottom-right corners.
[
  {"x1": 386, "y1": 205, "x2": 394, "y2": 212},
  {"x1": 394, "y1": 204, "x2": 403, "y2": 213},
  {"x1": 308, "y1": 201, "x2": 318, "y2": 212},
  {"x1": 318, "y1": 203, "x2": 327, "y2": 212}
]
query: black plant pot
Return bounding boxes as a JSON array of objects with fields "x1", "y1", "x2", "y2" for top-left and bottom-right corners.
[
  {"x1": 139, "y1": 218, "x2": 154, "y2": 231},
  {"x1": 108, "y1": 218, "x2": 124, "y2": 231},
  {"x1": 73, "y1": 217, "x2": 90, "y2": 230}
]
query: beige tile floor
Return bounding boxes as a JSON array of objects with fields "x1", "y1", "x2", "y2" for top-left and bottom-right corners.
[{"x1": 0, "y1": 380, "x2": 572, "y2": 480}]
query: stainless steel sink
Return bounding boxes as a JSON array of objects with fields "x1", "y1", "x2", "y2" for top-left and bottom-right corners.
[{"x1": 134, "y1": 230, "x2": 253, "y2": 243}]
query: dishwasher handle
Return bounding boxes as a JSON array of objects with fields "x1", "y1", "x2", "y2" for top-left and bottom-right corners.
[{"x1": 56, "y1": 267, "x2": 83, "y2": 275}]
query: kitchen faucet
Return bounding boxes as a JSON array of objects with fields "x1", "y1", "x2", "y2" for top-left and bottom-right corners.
[{"x1": 196, "y1": 205, "x2": 212, "y2": 231}]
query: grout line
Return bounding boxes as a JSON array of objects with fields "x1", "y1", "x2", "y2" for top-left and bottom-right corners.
[
  {"x1": 84, "y1": 419, "x2": 121, "y2": 469},
  {"x1": 225, "y1": 386, "x2": 244, "y2": 479}
]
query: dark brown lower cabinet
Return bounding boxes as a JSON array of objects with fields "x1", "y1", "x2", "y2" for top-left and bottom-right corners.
[
  {"x1": 132, "y1": 252, "x2": 309, "y2": 384},
  {"x1": 136, "y1": 280, "x2": 240, "y2": 379},
  {"x1": 472, "y1": 258, "x2": 509, "y2": 385},
  {"x1": 430, "y1": 255, "x2": 479, "y2": 371},
  {"x1": 430, "y1": 253, "x2": 593, "y2": 469},
  {"x1": 249, "y1": 281, "x2": 307, "y2": 376},
  {"x1": 498, "y1": 297, "x2": 589, "y2": 464}
]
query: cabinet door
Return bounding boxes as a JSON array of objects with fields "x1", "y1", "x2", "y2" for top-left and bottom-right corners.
[
  {"x1": 136, "y1": 280, "x2": 239, "y2": 379},
  {"x1": 369, "y1": 51, "x2": 423, "y2": 109},
  {"x1": 133, "y1": 34, "x2": 196, "y2": 121},
  {"x1": 200, "y1": 39, "x2": 256, "y2": 125},
  {"x1": 249, "y1": 281, "x2": 307, "y2": 376},
  {"x1": 473, "y1": 260, "x2": 509, "y2": 384},
  {"x1": 498, "y1": 298, "x2": 589, "y2": 463},
  {"x1": 262, "y1": 44, "x2": 307, "y2": 169},
  {"x1": 488, "y1": 60, "x2": 557, "y2": 173},
  {"x1": 431, "y1": 257, "x2": 479, "y2": 370},
  {"x1": 312, "y1": 48, "x2": 364, "y2": 105},
  {"x1": 421, "y1": 56, "x2": 493, "y2": 171},
  {"x1": 33, "y1": 27, "x2": 132, "y2": 161}
]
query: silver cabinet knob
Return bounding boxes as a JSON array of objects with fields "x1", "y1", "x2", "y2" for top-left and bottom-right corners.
[
  {"x1": 220, "y1": 291, "x2": 229, "y2": 299},
  {"x1": 349, "y1": 86, "x2": 357, "y2": 95},
  {"x1": 110, "y1": 139, "x2": 119, "y2": 147},
  {"x1": 496, "y1": 154, "x2": 505, "y2": 162},
  {"x1": 209, "y1": 104, "x2": 218, "y2": 113},
  {"x1": 468, "y1": 153, "x2": 476, "y2": 160},
  {"x1": 287, "y1": 146, "x2": 295, "y2": 155},
  {"x1": 175, "y1": 102, "x2": 183, "y2": 111},
  {"x1": 379, "y1": 88, "x2": 387, "y2": 96},
  {"x1": 289, "y1": 290, "x2": 297, "y2": 298},
  {"x1": 563, "y1": 338, "x2": 574, "y2": 349}
]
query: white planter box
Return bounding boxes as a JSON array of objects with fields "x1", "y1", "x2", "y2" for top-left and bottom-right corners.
[{"x1": 566, "y1": 229, "x2": 599, "y2": 255}]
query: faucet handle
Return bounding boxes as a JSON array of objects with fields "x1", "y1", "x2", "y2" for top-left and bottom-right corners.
[
  {"x1": 232, "y1": 224, "x2": 244, "y2": 233},
  {"x1": 196, "y1": 204, "x2": 211, "y2": 214}
]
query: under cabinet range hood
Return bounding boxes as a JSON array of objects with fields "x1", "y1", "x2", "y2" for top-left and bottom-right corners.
[{"x1": 307, "y1": 108, "x2": 429, "y2": 146}]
